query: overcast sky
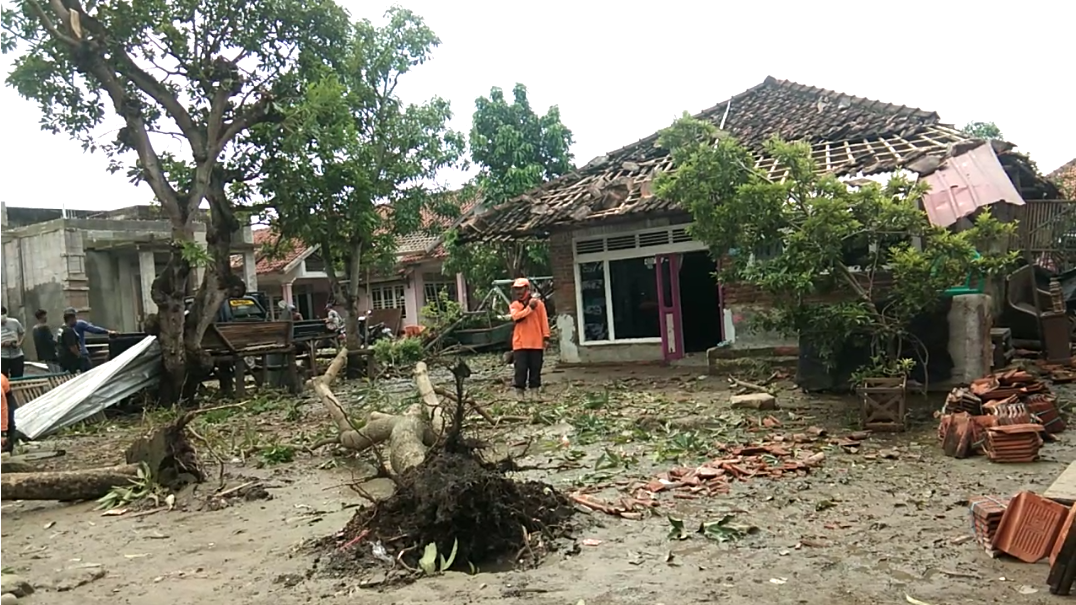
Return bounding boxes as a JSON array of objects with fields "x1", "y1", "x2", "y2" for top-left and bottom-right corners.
[{"x1": 1, "y1": 0, "x2": 1073, "y2": 211}]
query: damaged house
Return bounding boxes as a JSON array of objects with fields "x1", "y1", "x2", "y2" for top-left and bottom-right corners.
[{"x1": 458, "y1": 76, "x2": 1059, "y2": 365}]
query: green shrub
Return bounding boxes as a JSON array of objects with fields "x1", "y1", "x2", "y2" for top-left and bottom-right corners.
[{"x1": 373, "y1": 337, "x2": 425, "y2": 367}]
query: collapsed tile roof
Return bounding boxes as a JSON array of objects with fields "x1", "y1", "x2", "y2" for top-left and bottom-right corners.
[
  {"x1": 460, "y1": 76, "x2": 971, "y2": 241},
  {"x1": 1049, "y1": 158, "x2": 1076, "y2": 198}
]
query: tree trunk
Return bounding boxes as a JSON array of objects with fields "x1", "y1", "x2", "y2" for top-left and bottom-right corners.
[
  {"x1": 152, "y1": 243, "x2": 194, "y2": 407},
  {"x1": 1, "y1": 414, "x2": 203, "y2": 501},
  {"x1": 182, "y1": 172, "x2": 244, "y2": 401},
  {"x1": 0, "y1": 464, "x2": 141, "y2": 501},
  {"x1": 309, "y1": 351, "x2": 445, "y2": 475},
  {"x1": 344, "y1": 240, "x2": 365, "y2": 378}
]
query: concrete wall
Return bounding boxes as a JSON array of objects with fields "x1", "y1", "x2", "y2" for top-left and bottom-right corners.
[{"x1": 2, "y1": 223, "x2": 86, "y2": 360}]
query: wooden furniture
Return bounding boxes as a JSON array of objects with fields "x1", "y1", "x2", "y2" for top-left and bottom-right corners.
[{"x1": 203, "y1": 322, "x2": 300, "y2": 397}]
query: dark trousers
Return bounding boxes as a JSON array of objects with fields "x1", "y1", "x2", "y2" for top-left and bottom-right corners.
[
  {"x1": 79, "y1": 355, "x2": 94, "y2": 373},
  {"x1": 513, "y1": 349, "x2": 544, "y2": 390},
  {"x1": 1, "y1": 355, "x2": 24, "y2": 378}
]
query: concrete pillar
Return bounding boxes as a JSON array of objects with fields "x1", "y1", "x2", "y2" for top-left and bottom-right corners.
[
  {"x1": 138, "y1": 250, "x2": 157, "y2": 316},
  {"x1": 281, "y1": 281, "x2": 294, "y2": 309},
  {"x1": 242, "y1": 250, "x2": 258, "y2": 292},
  {"x1": 455, "y1": 273, "x2": 468, "y2": 310},
  {"x1": 947, "y1": 294, "x2": 993, "y2": 385},
  {"x1": 117, "y1": 255, "x2": 137, "y2": 331}
]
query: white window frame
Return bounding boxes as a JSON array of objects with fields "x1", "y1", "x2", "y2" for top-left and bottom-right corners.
[
  {"x1": 369, "y1": 283, "x2": 407, "y2": 318},
  {"x1": 422, "y1": 274, "x2": 458, "y2": 306},
  {"x1": 573, "y1": 226, "x2": 706, "y2": 346}
]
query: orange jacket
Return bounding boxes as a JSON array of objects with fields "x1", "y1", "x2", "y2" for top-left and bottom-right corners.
[
  {"x1": 509, "y1": 297, "x2": 550, "y2": 350},
  {"x1": 1, "y1": 374, "x2": 9, "y2": 432}
]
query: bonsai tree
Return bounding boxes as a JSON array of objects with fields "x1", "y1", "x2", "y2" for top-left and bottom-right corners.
[{"x1": 654, "y1": 115, "x2": 1017, "y2": 385}]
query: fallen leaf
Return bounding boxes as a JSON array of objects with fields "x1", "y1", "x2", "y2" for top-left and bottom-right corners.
[
  {"x1": 1015, "y1": 585, "x2": 1039, "y2": 595},
  {"x1": 769, "y1": 577, "x2": 787, "y2": 585},
  {"x1": 44, "y1": 521, "x2": 55, "y2": 529},
  {"x1": 101, "y1": 508, "x2": 128, "y2": 517},
  {"x1": 905, "y1": 595, "x2": 935, "y2": 605},
  {"x1": 581, "y1": 538, "x2": 602, "y2": 547}
]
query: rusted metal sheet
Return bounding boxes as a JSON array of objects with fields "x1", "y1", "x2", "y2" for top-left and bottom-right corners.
[{"x1": 921, "y1": 143, "x2": 1024, "y2": 227}]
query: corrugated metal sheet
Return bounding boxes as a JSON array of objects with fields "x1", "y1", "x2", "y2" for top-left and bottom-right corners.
[
  {"x1": 921, "y1": 143, "x2": 1024, "y2": 227},
  {"x1": 15, "y1": 336, "x2": 161, "y2": 439}
]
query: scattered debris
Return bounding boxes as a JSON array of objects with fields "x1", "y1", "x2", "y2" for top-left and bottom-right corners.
[{"x1": 638, "y1": 441, "x2": 822, "y2": 499}]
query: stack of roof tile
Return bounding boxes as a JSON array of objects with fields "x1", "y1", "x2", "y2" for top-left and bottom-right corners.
[
  {"x1": 938, "y1": 368, "x2": 1062, "y2": 462},
  {"x1": 1026, "y1": 393, "x2": 1066, "y2": 434},
  {"x1": 969, "y1": 495, "x2": 1010, "y2": 555},
  {"x1": 984, "y1": 424, "x2": 1044, "y2": 463}
]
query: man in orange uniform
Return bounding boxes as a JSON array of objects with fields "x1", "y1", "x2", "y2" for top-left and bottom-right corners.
[
  {"x1": 1, "y1": 373, "x2": 15, "y2": 453},
  {"x1": 508, "y1": 278, "x2": 550, "y2": 401}
]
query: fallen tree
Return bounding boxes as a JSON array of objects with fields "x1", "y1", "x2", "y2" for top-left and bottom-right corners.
[
  {"x1": 0, "y1": 414, "x2": 204, "y2": 502},
  {"x1": 313, "y1": 356, "x2": 576, "y2": 583},
  {"x1": 308, "y1": 349, "x2": 447, "y2": 475}
]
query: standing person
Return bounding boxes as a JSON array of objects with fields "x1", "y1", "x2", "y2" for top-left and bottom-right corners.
[
  {"x1": 64, "y1": 307, "x2": 116, "y2": 373},
  {"x1": 58, "y1": 310, "x2": 82, "y2": 374},
  {"x1": 32, "y1": 309, "x2": 61, "y2": 373},
  {"x1": 325, "y1": 303, "x2": 343, "y2": 331},
  {"x1": 0, "y1": 306, "x2": 26, "y2": 378},
  {"x1": 508, "y1": 278, "x2": 550, "y2": 402}
]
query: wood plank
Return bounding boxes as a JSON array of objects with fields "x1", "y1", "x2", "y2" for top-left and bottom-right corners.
[
  {"x1": 1045, "y1": 461, "x2": 1076, "y2": 505},
  {"x1": 1049, "y1": 520, "x2": 1076, "y2": 595}
]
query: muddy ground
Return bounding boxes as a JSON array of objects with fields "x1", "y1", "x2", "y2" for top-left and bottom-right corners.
[{"x1": 1, "y1": 357, "x2": 1071, "y2": 605}]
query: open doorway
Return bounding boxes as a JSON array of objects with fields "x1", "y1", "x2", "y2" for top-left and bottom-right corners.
[{"x1": 679, "y1": 251, "x2": 722, "y2": 353}]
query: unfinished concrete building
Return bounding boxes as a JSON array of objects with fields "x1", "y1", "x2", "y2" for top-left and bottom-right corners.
[{"x1": 1, "y1": 203, "x2": 257, "y2": 359}]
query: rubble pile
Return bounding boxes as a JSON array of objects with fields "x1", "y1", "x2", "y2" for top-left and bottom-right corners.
[{"x1": 937, "y1": 369, "x2": 1064, "y2": 461}]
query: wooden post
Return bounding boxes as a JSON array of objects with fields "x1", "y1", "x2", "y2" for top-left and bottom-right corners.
[{"x1": 235, "y1": 357, "x2": 246, "y2": 398}]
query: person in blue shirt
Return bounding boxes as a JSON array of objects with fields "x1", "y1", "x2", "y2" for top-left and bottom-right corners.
[{"x1": 62, "y1": 308, "x2": 116, "y2": 372}]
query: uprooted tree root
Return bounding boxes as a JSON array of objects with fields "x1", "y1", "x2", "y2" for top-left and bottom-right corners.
[{"x1": 315, "y1": 360, "x2": 576, "y2": 582}]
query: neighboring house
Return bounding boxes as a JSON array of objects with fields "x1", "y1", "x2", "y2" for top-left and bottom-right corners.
[
  {"x1": 1, "y1": 203, "x2": 258, "y2": 358},
  {"x1": 1049, "y1": 158, "x2": 1076, "y2": 199},
  {"x1": 237, "y1": 203, "x2": 475, "y2": 324},
  {"x1": 458, "y1": 76, "x2": 1054, "y2": 365}
]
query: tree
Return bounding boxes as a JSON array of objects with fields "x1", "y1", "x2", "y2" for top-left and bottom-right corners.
[
  {"x1": 443, "y1": 84, "x2": 574, "y2": 291},
  {"x1": 654, "y1": 115, "x2": 1016, "y2": 382},
  {"x1": 961, "y1": 121, "x2": 1004, "y2": 140},
  {"x1": 258, "y1": 7, "x2": 464, "y2": 362},
  {"x1": 2, "y1": 0, "x2": 349, "y2": 402}
]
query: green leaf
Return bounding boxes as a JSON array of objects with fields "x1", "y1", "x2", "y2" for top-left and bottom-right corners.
[
  {"x1": 667, "y1": 516, "x2": 689, "y2": 541},
  {"x1": 439, "y1": 538, "x2": 458, "y2": 571},
  {"x1": 419, "y1": 542, "x2": 438, "y2": 575}
]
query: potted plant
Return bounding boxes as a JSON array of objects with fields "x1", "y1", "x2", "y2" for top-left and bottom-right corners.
[{"x1": 851, "y1": 355, "x2": 916, "y2": 431}]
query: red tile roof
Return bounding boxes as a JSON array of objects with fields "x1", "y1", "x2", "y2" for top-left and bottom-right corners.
[
  {"x1": 1049, "y1": 158, "x2": 1076, "y2": 198},
  {"x1": 236, "y1": 197, "x2": 478, "y2": 275}
]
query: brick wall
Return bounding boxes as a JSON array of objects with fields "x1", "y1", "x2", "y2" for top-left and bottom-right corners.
[{"x1": 550, "y1": 231, "x2": 575, "y2": 316}]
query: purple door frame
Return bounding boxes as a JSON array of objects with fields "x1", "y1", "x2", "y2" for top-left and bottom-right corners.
[{"x1": 655, "y1": 254, "x2": 684, "y2": 361}]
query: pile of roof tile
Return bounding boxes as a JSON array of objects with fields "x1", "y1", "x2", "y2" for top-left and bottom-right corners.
[{"x1": 938, "y1": 369, "x2": 1063, "y2": 461}]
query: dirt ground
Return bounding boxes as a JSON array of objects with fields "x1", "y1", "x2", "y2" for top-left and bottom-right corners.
[{"x1": 1, "y1": 357, "x2": 1072, "y2": 605}]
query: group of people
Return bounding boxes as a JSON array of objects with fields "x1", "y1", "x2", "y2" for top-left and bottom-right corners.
[
  {"x1": 0, "y1": 306, "x2": 116, "y2": 379},
  {"x1": 1, "y1": 306, "x2": 115, "y2": 452}
]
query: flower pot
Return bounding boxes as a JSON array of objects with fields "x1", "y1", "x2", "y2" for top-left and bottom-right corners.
[{"x1": 857, "y1": 376, "x2": 907, "y2": 432}]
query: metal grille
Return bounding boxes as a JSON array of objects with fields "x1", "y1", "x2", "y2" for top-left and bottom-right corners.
[{"x1": 1017, "y1": 200, "x2": 1076, "y2": 272}]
